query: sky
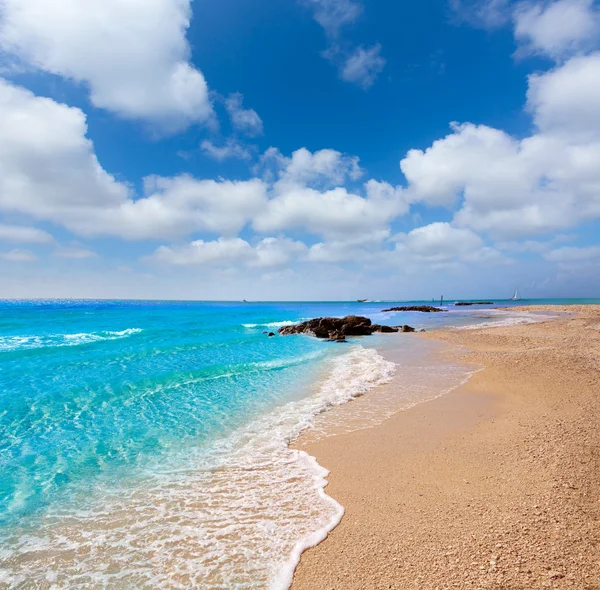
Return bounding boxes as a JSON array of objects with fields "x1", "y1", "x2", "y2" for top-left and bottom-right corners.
[{"x1": 0, "y1": 0, "x2": 599, "y2": 301}]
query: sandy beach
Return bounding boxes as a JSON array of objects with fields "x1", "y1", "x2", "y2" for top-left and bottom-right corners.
[{"x1": 292, "y1": 305, "x2": 600, "y2": 589}]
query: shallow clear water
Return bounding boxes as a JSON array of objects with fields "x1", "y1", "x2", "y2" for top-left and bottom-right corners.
[{"x1": 0, "y1": 299, "x2": 572, "y2": 588}]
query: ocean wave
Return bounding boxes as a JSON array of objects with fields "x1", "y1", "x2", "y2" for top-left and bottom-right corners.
[
  {"x1": 0, "y1": 345, "x2": 395, "y2": 589},
  {"x1": 242, "y1": 320, "x2": 302, "y2": 328},
  {"x1": 0, "y1": 328, "x2": 143, "y2": 352}
]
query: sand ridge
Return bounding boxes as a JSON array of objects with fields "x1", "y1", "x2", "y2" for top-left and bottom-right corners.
[{"x1": 291, "y1": 305, "x2": 600, "y2": 589}]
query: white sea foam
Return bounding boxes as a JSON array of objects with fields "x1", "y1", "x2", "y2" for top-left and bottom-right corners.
[
  {"x1": 242, "y1": 320, "x2": 302, "y2": 328},
  {"x1": 0, "y1": 328, "x2": 142, "y2": 352},
  {"x1": 0, "y1": 345, "x2": 396, "y2": 589},
  {"x1": 307, "y1": 342, "x2": 481, "y2": 441},
  {"x1": 455, "y1": 309, "x2": 557, "y2": 330}
]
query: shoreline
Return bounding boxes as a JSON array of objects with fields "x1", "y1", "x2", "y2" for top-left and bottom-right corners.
[{"x1": 290, "y1": 305, "x2": 600, "y2": 589}]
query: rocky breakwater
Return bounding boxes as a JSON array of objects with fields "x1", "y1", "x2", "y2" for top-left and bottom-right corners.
[
  {"x1": 381, "y1": 305, "x2": 444, "y2": 313},
  {"x1": 278, "y1": 315, "x2": 415, "y2": 342},
  {"x1": 454, "y1": 301, "x2": 493, "y2": 306}
]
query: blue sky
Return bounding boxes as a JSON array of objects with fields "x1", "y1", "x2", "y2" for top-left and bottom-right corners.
[{"x1": 0, "y1": 0, "x2": 599, "y2": 300}]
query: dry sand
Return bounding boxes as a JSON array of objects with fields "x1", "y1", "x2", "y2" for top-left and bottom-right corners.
[{"x1": 291, "y1": 305, "x2": 600, "y2": 589}]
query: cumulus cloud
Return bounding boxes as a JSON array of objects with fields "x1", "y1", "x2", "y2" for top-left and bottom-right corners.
[
  {"x1": 225, "y1": 93, "x2": 263, "y2": 136},
  {"x1": 146, "y1": 148, "x2": 411, "y2": 268},
  {"x1": 0, "y1": 248, "x2": 37, "y2": 262},
  {"x1": 306, "y1": 229, "x2": 390, "y2": 263},
  {"x1": 253, "y1": 154, "x2": 406, "y2": 239},
  {"x1": 0, "y1": 0, "x2": 213, "y2": 130},
  {"x1": 399, "y1": 51, "x2": 600, "y2": 239},
  {"x1": 514, "y1": 0, "x2": 600, "y2": 60},
  {"x1": 149, "y1": 236, "x2": 307, "y2": 268},
  {"x1": 393, "y1": 222, "x2": 507, "y2": 267},
  {"x1": 0, "y1": 224, "x2": 55, "y2": 244},
  {"x1": 527, "y1": 51, "x2": 600, "y2": 140},
  {"x1": 270, "y1": 147, "x2": 363, "y2": 188},
  {"x1": 0, "y1": 78, "x2": 131, "y2": 229},
  {"x1": 254, "y1": 184, "x2": 407, "y2": 240},
  {"x1": 0, "y1": 78, "x2": 269, "y2": 239},
  {"x1": 200, "y1": 139, "x2": 253, "y2": 161},
  {"x1": 0, "y1": 79, "x2": 412, "y2": 256},
  {"x1": 340, "y1": 44, "x2": 386, "y2": 89},
  {"x1": 123, "y1": 176, "x2": 267, "y2": 239}
]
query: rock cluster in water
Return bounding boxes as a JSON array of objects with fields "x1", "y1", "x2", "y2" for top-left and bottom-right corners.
[
  {"x1": 277, "y1": 315, "x2": 415, "y2": 342},
  {"x1": 381, "y1": 305, "x2": 444, "y2": 313},
  {"x1": 454, "y1": 301, "x2": 494, "y2": 306}
]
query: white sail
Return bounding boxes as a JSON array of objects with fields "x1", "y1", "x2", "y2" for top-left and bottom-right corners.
[{"x1": 510, "y1": 288, "x2": 520, "y2": 301}]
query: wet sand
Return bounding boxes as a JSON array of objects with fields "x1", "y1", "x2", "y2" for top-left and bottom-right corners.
[{"x1": 291, "y1": 305, "x2": 600, "y2": 589}]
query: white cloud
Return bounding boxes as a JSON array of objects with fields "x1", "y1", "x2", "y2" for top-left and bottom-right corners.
[
  {"x1": 514, "y1": 0, "x2": 600, "y2": 60},
  {"x1": 254, "y1": 177, "x2": 408, "y2": 240},
  {"x1": 119, "y1": 176, "x2": 267, "y2": 239},
  {"x1": 306, "y1": 229, "x2": 390, "y2": 263},
  {"x1": 303, "y1": 0, "x2": 362, "y2": 36},
  {"x1": 0, "y1": 224, "x2": 55, "y2": 244},
  {"x1": 0, "y1": 78, "x2": 131, "y2": 229},
  {"x1": 302, "y1": 0, "x2": 385, "y2": 88},
  {"x1": 401, "y1": 122, "x2": 525, "y2": 209},
  {"x1": 251, "y1": 237, "x2": 308, "y2": 268},
  {"x1": 398, "y1": 222, "x2": 484, "y2": 259},
  {"x1": 225, "y1": 93, "x2": 263, "y2": 136},
  {"x1": 53, "y1": 246, "x2": 97, "y2": 259},
  {"x1": 0, "y1": 80, "x2": 411, "y2": 247},
  {"x1": 340, "y1": 44, "x2": 386, "y2": 89},
  {"x1": 265, "y1": 147, "x2": 363, "y2": 188},
  {"x1": 545, "y1": 245, "x2": 600, "y2": 262},
  {"x1": 448, "y1": 0, "x2": 512, "y2": 29},
  {"x1": 200, "y1": 139, "x2": 253, "y2": 161},
  {"x1": 149, "y1": 236, "x2": 307, "y2": 268},
  {"x1": 0, "y1": 0, "x2": 213, "y2": 130},
  {"x1": 527, "y1": 51, "x2": 600, "y2": 140},
  {"x1": 151, "y1": 237, "x2": 254, "y2": 266},
  {"x1": 393, "y1": 222, "x2": 507, "y2": 267},
  {"x1": 0, "y1": 78, "x2": 268, "y2": 240},
  {"x1": 497, "y1": 234, "x2": 573, "y2": 253},
  {"x1": 400, "y1": 52, "x2": 600, "y2": 239},
  {"x1": 0, "y1": 248, "x2": 37, "y2": 262}
]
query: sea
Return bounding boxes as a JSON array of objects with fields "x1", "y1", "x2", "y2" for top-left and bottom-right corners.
[{"x1": 0, "y1": 298, "x2": 592, "y2": 589}]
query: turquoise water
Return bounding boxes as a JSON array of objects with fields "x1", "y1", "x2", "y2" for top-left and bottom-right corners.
[{"x1": 0, "y1": 299, "x2": 587, "y2": 587}]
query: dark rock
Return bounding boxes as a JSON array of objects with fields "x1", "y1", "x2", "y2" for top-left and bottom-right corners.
[
  {"x1": 420, "y1": 329, "x2": 426, "y2": 332},
  {"x1": 279, "y1": 315, "x2": 374, "y2": 339},
  {"x1": 268, "y1": 332, "x2": 275, "y2": 337},
  {"x1": 279, "y1": 316, "x2": 409, "y2": 340},
  {"x1": 455, "y1": 301, "x2": 494, "y2": 306},
  {"x1": 382, "y1": 306, "x2": 444, "y2": 313},
  {"x1": 401, "y1": 325, "x2": 416, "y2": 333}
]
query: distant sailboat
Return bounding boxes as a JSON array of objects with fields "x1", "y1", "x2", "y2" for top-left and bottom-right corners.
[
  {"x1": 510, "y1": 288, "x2": 520, "y2": 301},
  {"x1": 357, "y1": 299, "x2": 368, "y2": 303}
]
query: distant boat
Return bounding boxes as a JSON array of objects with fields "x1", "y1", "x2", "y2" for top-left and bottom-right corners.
[
  {"x1": 510, "y1": 288, "x2": 520, "y2": 301},
  {"x1": 357, "y1": 299, "x2": 368, "y2": 303}
]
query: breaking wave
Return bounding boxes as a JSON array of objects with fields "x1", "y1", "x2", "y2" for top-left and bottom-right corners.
[{"x1": 0, "y1": 328, "x2": 143, "y2": 352}]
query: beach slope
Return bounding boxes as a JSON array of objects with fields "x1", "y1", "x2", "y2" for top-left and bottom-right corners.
[{"x1": 292, "y1": 305, "x2": 600, "y2": 589}]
